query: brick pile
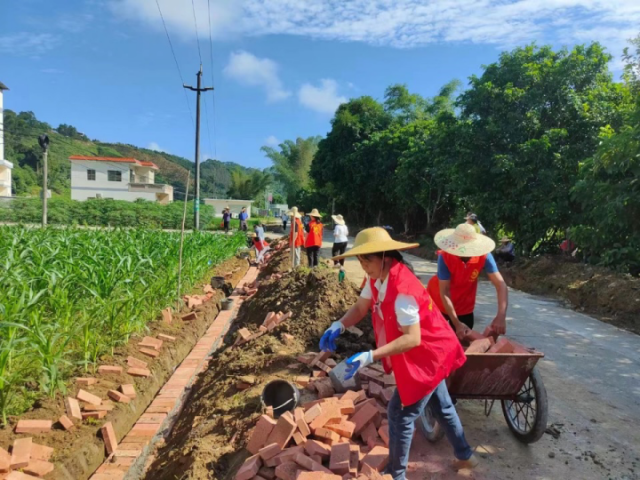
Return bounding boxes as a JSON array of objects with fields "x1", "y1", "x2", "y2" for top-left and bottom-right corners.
[
  {"x1": 0, "y1": 437, "x2": 55, "y2": 479},
  {"x1": 234, "y1": 311, "x2": 293, "y2": 347},
  {"x1": 237, "y1": 353, "x2": 397, "y2": 480},
  {"x1": 462, "y1": 330, "x2": 516, "y2": 354}
]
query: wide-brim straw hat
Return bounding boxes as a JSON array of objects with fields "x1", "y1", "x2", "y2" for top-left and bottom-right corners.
[
  {"x1": 309, "y1": 208, "x2": 322, "y2": 218},
  {"x1": 501, "y1": 237, "x2": 511, "y2": 243},
  {"x1": 435, "y1": 224, "x2": 495, "y2": 257},
  {"x1": 287, "y1": 206, "x2": 302, "y2": 219},
  {"x1": 332, "y1": 227, "x2": 418, "y2": 261},
  {"x1": 332, "y1": 214, "x2": 345, "y2": 225}
]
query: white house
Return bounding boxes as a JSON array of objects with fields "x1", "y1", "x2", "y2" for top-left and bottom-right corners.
[
  {"x1": 69, "y1": 155, "x2": 173, "y2": 204},
  {"x1": 0, "y1": 81, "x2": 13, "y2": 197},
  {"x1": 204, "y1": 198, "x2": 254, "y2": 217}
]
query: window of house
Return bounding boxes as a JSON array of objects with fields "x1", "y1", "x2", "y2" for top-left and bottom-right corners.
[
  {"x1": 87, "y1": 169, "x2": 96, "y2": 181},
  {"x1": 108, "y1": 170, "x2": 122, "y2": 182}
]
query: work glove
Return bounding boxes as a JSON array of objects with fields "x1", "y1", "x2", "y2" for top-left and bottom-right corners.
[
  {"x1": 344, "y1": 351, "x2": 374, "y2": 380},
  {"x1": 319, "y1": 321, "x2": 345, "y2": 352}
]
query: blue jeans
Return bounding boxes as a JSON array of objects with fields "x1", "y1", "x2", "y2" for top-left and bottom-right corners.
[{"x1": 385, "y1": 380, "x2": 473, "y2": 480}]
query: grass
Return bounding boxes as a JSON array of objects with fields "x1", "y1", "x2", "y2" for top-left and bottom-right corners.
[{"x1": 0, "y1": 225, "x2": 245, "y2": 424}]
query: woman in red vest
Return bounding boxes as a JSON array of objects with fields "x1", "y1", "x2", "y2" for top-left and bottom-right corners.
[
  {"x1": 320, "y1": 228, "x2": 477, "y2": 478},
  {"x1": 288, "y1": 207, "x2": 305, "y2": 267},
  {"x1": 426, "y1": 223, "x2": 508, "y2": 340},
  {"x1": 304, "y1": 208, "x2": 324, "y2": 267}
]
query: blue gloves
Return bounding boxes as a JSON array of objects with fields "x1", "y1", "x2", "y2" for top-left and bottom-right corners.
[
  {"x1": 319, "y1": 321, "x2": 345, "y2": 352},
  {"x1": 344, "y1": 351, "x2": 374, "y2": 380}
]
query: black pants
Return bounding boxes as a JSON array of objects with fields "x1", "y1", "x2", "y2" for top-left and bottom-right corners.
[
  {"x1": 223, "y1": 220, "x2": 229, "y2": 233},
  {"x1": 306, "y1": 246, "x2": 320, "y2": 267},
  {"x1": 283, "y1": 221, "x2": 288, "y2": 230},
  {"x1": 443, "y1": 312, "x2": 475, "y2": 330},
  {"x1": 332, "y1": 242, "x2": 347, "y2": 266},
  {"x1": 495, "y1": 252, "x2": 515, "y2": 262}
]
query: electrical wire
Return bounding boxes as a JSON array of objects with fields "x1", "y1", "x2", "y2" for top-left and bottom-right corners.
[
  {"x1": 154, "y1": 0, "x2": 194, "y2": 126},
  {"x1": 207, "y1": 0, "x2": 218, "y2": 158},
  {"x1": 191, "y1": 0, "x2": 203, "y2": 66}
]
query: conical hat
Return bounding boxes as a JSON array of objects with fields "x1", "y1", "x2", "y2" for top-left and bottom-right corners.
[
  {"x1": 435, "y1": 224, "x2": 495, "y2": 257},
  {"x1": 332, "y1": 227, "x2": 418, "y2": 260},
  {"x1": 331, "y1": 214, "x2": 345, "y2": 225},
  {"x1": 286, "y1": 206, "x2": 302, "y2": 219},
  {"x1": 309, "y1": 208, "x2": 322, "y2": 218}
]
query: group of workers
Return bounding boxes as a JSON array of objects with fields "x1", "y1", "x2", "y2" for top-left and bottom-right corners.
[{"x1": 222, "y1": 206, "x2": 250, "y2": 233}]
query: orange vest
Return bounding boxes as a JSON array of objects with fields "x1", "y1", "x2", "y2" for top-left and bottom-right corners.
[
  {"x1": 305, "y1": 220, "x2": 323, "y2": 248},
  {"x1": 290, "y1": 218, "x2": 305, "y2": 248}
]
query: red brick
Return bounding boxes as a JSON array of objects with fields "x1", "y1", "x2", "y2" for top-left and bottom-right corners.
[
  {"x1": 487, "y1": 338, "x2": 514, "y2": 354},
  {"x1": 329, "y1": 443, "x2": 351, "y2": 475},
  {"x1": 361, "y1": 446, "x2": 389, "y2": 471},
  {"x1": 82, "y1": 411, "x2": 107, "y2": 420},
  {"x1": 325, "y1": 358, "x2": 337, "y2": 368},
  {"x1": 368, "y1": 382, "x2": 383, "y2": 400},
  {"x1": 351, "y1": 403, "x2": 378, "y2": 435},
  {"x1": 266, "y1": 412, "x2": 297, "y2": 449},
  {"x1": 181, "y1": 312, "x2": 197, "y2": 321},
  {"x1": 315, "y1": 362, "x2": 332, "y2": 374},
  {"x1": 303, "y1": 404, "x2": 323, "y2": 425},
  {"x1": 107, "y1": 389, "x2": 131, "y2": 404},
  {"x1": 84, "y1": 403, "x2": 114, "y2": 412},
  {"x1": 10, "y1": 437, "x2": 32, "y2": 469},
  {"x1": 381, "y1": 388, "x2": 394, "y2": 406},
  {"x1": 349, "y1": 445, "x2": 360, "y2": 475},
  {"x1": 310, "y1": 351, "x2": 331, "y2": 367},
  {"x1": 312, "y1": 371, "x2": 327, "y2": 379},
  {"x1": 360, "y1": 423, "x2": 378, "y2": 445},
  {"x1": 15, "y1": 420, "x2": 52, "y2": 434},
  {"x1": 294, "y1": 453, "x2": 332, "y2": 473},
  {"x1": 127, "y1": 367, "x2": 151, "y2": 377},
  {"x1": 295, "y1": 377, "x2": 311, "y2": 388},
  {"x1": 0, "y1": 446, "x2": 10, "y2": 472},
  {"x1": 304, "y1": 439, "x2": 331, "y2": 459},
  {"x1": 297, "y1": 353, "x2": 315, "y2": 365},
  {"x1": 353, "y1": 398, "x2": 377, "y2": 415},
  {"x1": 158, "y1": 334, "x2": 176, "y2": 342},
  {"x1": 338, "y1": 400, "x2": 355, "y2": 415},
  {"x1": 295, "y1": 418, "x2": 311, "y2": 438},
  {"x1": 140, "y1": 347, "x2": 160, "y2": 358},
  {"x1": 266, "y1": 446, "x2": 304, "y2": 468},
  {"x1": 259, "y1": 443, "x2": 283, "y2": 461},
  {"x1": 275, "y1": 461, "x2": 300, "y2": 480},
  {"x1": 340, "y1": 391, "x2": 360, "y2": 404},
  {"x1": 77, "y1": 389, "x2": 102, "y2": 406},
  {"x1": 101, "y1": 422, "x2": 118, "y2": 455},
  {"x1": 293, "y1": 432, "x2": 307, "y2": 445},
  {"x1": 162, "y1": 308, "x2": 172, "y2": 323},
  {"x1": 98, "y1": 365, "x2": 123, "y2": 375},
  {"x1": 236, "y1": 454, "x2": 262, "y2": 480},
  {"x1": 382, "y1": 374, "x2": 396, "y2": 386},
  {"x1": 23, "y1": 459, "x2": 54, "y2": 477},
  {"x1": 76, "y1": 377, "x2": 97, "y2": 386},
  {"x1": 377, "y1": 426, "x2": 389, "y2": 447},
  {"x1": 466, "y1": 338, "x2": 494, "y2": 354},
  {"x1": 259, "y1": 467, "x2": 276, "y2": 480},
  {"x1": 326, "y1": 421, "x2": 355, "y2": 439},
  {"x1": 7, "y1": 472, "x2": 41, "y2": 480},
  {"x1": 315, "y1": 379, "x2": 335, "y2": 399},
  {"x1": 127, "y1": 356, "x2": 148, "y2": 369},
  {"x1": 296, "y1": 473, "x2": 342, "y2": 480},
  {"x1": 315, "y1": 428, "x2": 340, "y2": 443},
  {"x1": 120, "y1": 384, "x2": 136, "y2": 398},
  {"x1": 309, "y1": 405, "x2": 342, "y2": 432},
  {"x1": 247, "y1": 415, "x2": 278, "y2": 455}
]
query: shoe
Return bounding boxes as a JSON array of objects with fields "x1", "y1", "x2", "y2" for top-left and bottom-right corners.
[{"x1": 452, "y1": 454, "x2": 479, "y2": 471}]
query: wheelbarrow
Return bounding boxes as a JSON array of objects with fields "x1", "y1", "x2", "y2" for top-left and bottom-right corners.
[{"x1": 419, "y1": 338, "x2": 548, "y2": 444}]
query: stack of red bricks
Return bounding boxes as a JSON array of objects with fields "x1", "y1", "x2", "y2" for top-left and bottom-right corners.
[
  {"x1": 462, "y1": 331, "x2": 516, "y2": 354},
  {"x1": 237, "y1": 354, "x2": 397, "y2": 480},
  {"x1": 234, "y1": 311, "x2": 293, "y2": 347},
  {"x1": 182, "y1": 284, "x2": 216, "y2": 310},
  {"x1": 0, "y1": 438, "x2": 55, "y2": 478}
]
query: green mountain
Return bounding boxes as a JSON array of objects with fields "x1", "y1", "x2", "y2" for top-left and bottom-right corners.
[{"x1": 2, "y1": 109, "x2": 258, "y2": 200}]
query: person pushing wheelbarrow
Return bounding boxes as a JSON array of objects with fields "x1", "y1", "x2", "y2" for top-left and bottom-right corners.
[{"x1": 319, "y1": 227, "x2": 478, "y2": 479}]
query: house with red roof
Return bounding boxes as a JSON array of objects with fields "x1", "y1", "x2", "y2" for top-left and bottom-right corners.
[{"x1": 69, "y1": 155, "x2": 173, "y2": 204}]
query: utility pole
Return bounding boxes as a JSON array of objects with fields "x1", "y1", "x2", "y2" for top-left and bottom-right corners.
[
  {"x1": 38, "y1": 134, "x2": 50, "y2": 226},
  {"x1": 183, "y1": 65, "x2": 214, "y2": 230}
]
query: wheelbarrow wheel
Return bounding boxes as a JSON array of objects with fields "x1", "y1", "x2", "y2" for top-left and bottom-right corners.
[
  {"x1": 501, "y1": 367, "x2": 548, "y2": 444},
  {"x1": 418, "y1": 402, "x2": 445, "y2": 443}
]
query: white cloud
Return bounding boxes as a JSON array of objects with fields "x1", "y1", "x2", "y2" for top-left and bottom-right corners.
[
  {"x1": 111, "y1": 0, "x2": 640, "y2": 57},
  {"x1": 298, "y1": 79, "x2": 347, "y2": 115},
  {"x1": 147, "y1": 142, "x2": 168, "y2": 153},
  {"x1": 0, "y1": 33, "x2": 59, "y2": 56},
  {"x1": 223, "y1": 51, "x2": 291, "y2": 102},
  {"x1": 265, "y1": 135, "x2": 280, "y2": 147}
]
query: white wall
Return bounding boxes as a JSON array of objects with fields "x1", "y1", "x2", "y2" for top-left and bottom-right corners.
[
  {"x1": 0, "y1": 89, "x2": 5, "y2": 163},
  {"x1": 204, "y1": 199, "x2": 253, "y2": 217},
  {"x1": 0, "y1": 89, "x2": 12, "y2": 197},
  {"x1": 70, "y1": 160, "x2": 156, "y2": 202}
]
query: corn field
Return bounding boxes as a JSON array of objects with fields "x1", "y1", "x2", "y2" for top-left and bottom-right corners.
[{"x1": 0, "y1": 226, "x2": 245, "y2": 424}]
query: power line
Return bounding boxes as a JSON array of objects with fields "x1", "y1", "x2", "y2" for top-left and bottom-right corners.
[
  {"x1": 207, "y1": 0, "x2": 218, "y2": 158},
  {"x1": 154, "y1": 0, "x2": 194, "y2": 126},
  {"x1": 191, "y1": 0, "x2": 203, "y2": 65}
]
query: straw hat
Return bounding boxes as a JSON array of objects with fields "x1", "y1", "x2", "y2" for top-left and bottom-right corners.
[
  {"x1": 435, "y1": 224, "x2": 495, "y2": 257},
  {"x1": 332, "y1": 214, "x2": 345, "y2": 225},
  {"x1": 500, "y1": 237, "x2": 511, "y2": 243},
  {"x1": 287, "y1": 206, "x2": 302, "y2": 219},
  {"x1": 332, "y1": 227, "x2": 418, "y2": 260},
  {"x1": 309, "y1": 208, "x2": 322, "y2": 218}
]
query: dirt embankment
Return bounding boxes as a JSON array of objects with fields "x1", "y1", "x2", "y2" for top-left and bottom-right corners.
[
  {"x1": 143, "y1": 242, "x2": 375, "y2": 480},
  {"x1": 499, "y1": 255, "x2": 640, "y2": 334}
]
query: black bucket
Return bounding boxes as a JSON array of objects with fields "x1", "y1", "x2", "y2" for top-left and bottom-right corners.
[
  {"x1": 260, "y1": 380, "x2": 300, "y2": 418},
  {"x1": 210, "y1": 276, "x2": 225, "y2": 289},
  {"x1": 221, "y1": 298, "x2": 234, "y2": 311}
]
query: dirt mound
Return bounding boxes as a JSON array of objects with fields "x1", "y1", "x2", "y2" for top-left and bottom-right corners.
[{"x1": 500, "y1": 255, "x2": 640, "y2": 334}]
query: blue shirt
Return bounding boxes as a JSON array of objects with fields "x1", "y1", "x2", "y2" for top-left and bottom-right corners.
[
  {"x1": 255, "y1": 226, "x2": 265, "y2": 241},
  {"x1": 437, "y1": 253, "x2": 498, "y2": 281},
  {"x1": 239, "y1": 211, "x2": 248, "y2": 221}
]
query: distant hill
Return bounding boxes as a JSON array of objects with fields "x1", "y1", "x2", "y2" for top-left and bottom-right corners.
[{"x1": 2, "y1": 109, "x2": 259, "y2": 200}]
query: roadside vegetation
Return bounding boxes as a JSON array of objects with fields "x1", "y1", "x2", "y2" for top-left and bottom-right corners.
[{"x1": 0, "y1": 226, "x2": 245, "y2": 423}]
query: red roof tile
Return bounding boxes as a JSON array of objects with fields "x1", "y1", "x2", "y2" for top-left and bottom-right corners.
[{"x1": 69, "y1": 155, "x2": 159, "y2": 170}]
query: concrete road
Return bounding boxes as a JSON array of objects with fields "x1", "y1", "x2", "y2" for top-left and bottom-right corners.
[{"x1": 280, "y1": 227, "x2": 640, "y2": 479}]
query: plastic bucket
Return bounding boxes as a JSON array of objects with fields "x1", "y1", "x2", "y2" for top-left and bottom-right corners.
[
  {"x1": 211, "y1": 276, "x2": 225, "y2": 289},
  {"x1": 260, "y1": 380, "x2": 300, "y2": 418},
  {"x1": 221, "y1": 298, "x2": 234, "y2": 311}
]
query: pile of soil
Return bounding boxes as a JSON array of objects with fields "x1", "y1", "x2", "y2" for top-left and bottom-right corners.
[
  {"x1": 500, "y1": 255, "x2": 640, "y2": 334},
  {"x1": 143, "y1": 247, "x2": 377, "y2": 480}
]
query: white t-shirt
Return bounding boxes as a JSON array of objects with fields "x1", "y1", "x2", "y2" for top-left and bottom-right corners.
[
  {"x1": 334, "y1": 225, "x2": 349, "y2": 243},
  {"x1": 360, "y1": 276, "x2": 420, "y2": 326}
]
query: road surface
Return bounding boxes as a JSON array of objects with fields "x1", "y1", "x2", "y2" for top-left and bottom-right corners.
[{"x1": 276, "y1": 227, "x2": 640, "y2": 480}]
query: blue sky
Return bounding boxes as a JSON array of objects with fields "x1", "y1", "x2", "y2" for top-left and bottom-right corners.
[{"x1": 2, "y1": 0, "x2": 639, "y2": 169}]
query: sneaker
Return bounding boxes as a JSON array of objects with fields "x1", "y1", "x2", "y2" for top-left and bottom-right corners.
[{"x1": 452, "y1": 454, "x2": 479, "y2": 471}]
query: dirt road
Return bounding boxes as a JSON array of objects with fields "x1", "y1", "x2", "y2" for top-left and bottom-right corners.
[{"x1": 276, "y1": 228, "x2": 640, "y2": 479}]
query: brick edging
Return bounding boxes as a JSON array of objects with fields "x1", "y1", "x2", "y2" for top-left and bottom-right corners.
[{"x1": 90, "y1": 267, "x2": 260, "y2": 480}]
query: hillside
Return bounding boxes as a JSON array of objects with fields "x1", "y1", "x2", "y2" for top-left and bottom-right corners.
[{"x1": 2, "y1": 109, "x2": 258, "y2": 200}]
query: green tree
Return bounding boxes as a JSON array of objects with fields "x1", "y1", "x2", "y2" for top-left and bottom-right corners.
[{"x1": 227, "y1": 170, "x2": 272, "y2": 200}]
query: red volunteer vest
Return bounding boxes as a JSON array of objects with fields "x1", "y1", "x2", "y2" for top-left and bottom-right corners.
[
  {"x1": 370, "y1": 260, "x2": 466, "y2": 406},
  {"x1": 253, "y1": 238, "x2": 269, "y2": 252},
  {"x1": 305, "y1": 220, "x2": 323, "y2": 248},
  {"x1": 427, "y1": 251, "x2": 487, "y2": 316},
  {"x1": 290, "y1": 218, "x2": 305, "y2": 247}
]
